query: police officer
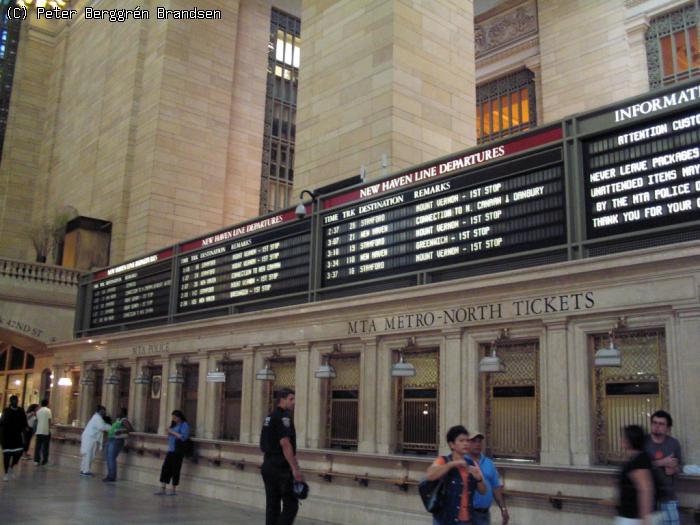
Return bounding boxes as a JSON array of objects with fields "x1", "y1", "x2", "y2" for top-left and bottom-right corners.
[{"x1": 260, "y1": 388, "x2": 303, "y2": 525}]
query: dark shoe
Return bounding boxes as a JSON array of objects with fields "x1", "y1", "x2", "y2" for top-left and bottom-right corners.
[{"x1": 102, "y1": 477, "x2": 116, "y2": 482}]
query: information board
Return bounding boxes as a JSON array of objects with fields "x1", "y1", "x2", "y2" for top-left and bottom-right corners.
[
  {"x1": 321, "y1": 148, "x2": 566, "y2": 285},
  {"x1": 584, "y1": 108, "x2": 700, "y2": 238},
  {"x1": 176, "y1": 219, "x2": 310, "y2": 312},
  {"x1": 89, "y1": 249, "x2": 173, "y2": 328}
]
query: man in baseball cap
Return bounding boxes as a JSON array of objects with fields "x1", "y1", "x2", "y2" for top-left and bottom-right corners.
[{"x1": 467, "y1": 431, "x2": 509, "y2": 525}]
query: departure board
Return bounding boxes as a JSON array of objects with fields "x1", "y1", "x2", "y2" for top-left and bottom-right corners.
[
  {"x1": 89, "y1": 249, "x2": 173, "y2": 328},
  {"x1": 321, "y1": 149, "x2": 566, "y2": 285},
  {"x1": 584, "y1": 108, "x2": 700, "y2": 238},
  {"x1": 176, "y1": 218, "x2": 310, "y2": 312}
]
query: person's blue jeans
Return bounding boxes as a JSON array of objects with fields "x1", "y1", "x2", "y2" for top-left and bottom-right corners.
[{"x1": 105, "y1": 438, "x2": 124, "y2": 480}]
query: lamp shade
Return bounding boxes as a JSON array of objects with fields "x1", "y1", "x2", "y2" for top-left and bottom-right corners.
[
  {"x1": 314, "y1": 362, "x2": 336, "y2": 379},
  {"x1": 206, "y1": 370, "x2": 226, "y2": 383},
  {"x1": 479, "y1": 350, "x2": 505, "y2": 373},
  {"x1": 391, "y1": 354, "x2": 416, "y2": 377},
  {"x1": 594, "y1": 340, "x2": 621, "y2": 367},
  {"x1": 57, "y1": 377, "x2": 73, "y2": 387},
  {"x1": 256, "y1": 363, "x2": 275, "y2": 381}
]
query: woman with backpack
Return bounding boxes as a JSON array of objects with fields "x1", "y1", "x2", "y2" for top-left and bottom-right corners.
[
  {"x1": 154, "y1": 410, "x2": 190, "y2": 496},
  {"x1": 424, "y1": 425, "x2": 488, "y2": 525}
]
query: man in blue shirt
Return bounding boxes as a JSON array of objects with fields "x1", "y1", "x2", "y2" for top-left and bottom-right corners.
[{"x1": 468, "y1": 431, "x2": 509, "y2": 525}]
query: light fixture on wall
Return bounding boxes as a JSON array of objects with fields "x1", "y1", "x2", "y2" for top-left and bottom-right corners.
[
  {"x1": 256, "y1": 349, "x2": 280, "y2": 381},
  {"x1": 479, "y1": 329, "x2": 509, "y2": 374},
  {"x1": 315, "y1": 344, "x2": 340, "y2": 379},
  {"x1": 168, "y1": 361, "x2": 185, "y2": 384},
  {"x1": 104, "y1": 366, "x2": 120, "y2": 385},
  {"x1": 134, "y1": 364, "x2": 151, "y2": 384},
  {"x1": 57, "y1": 368, "x2": 73, "y2": 387},
  {"x1": 294, "y1": 189, "x2": 317, "y2": 219},
  {"x1": 594, "y1": 317, "x2": 625, "y2": 367},
  {"x1": 206, "y1": 368, "x2": 226, "y2": 383},
  {"x1": 391, "y1": 338, "x2": 418, "y2": 378}
]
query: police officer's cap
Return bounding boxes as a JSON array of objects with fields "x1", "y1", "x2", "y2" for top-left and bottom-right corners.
[{"x1": 293, "y1": 480, "x2": 309, "y2": 500}]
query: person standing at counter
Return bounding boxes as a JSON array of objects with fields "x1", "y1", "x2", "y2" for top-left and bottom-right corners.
[
  {"x1": 155, "y1": 410, "x2": 190, "y2": 496},
  {"x1": 80, "y1": 405, "x2": 111, "y2": 477}
]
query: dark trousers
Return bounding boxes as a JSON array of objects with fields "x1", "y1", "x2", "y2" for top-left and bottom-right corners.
[
  {"x1": 3, "y1": 450, "x2": 22, "y2": 472},
  {"x1": 159, "y1": 451, "x2": 184, "y2": 486},
  {"x1": 23, "y1": 429, "x2": 34, "y2": 453},
  {"x1": 34, "y1": 434, "x2": 50, "y2": 464},
  {"x1": 261, "y1": 461, "x2": 298, "y2": 525}
]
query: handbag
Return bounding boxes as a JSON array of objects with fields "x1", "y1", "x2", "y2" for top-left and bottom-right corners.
[
  {"x1": 418, "y1": 455, "x2": 450, "y2": 514},
  {"x1": 175, "y1": 437, "x2": 195, "y2": 458}
]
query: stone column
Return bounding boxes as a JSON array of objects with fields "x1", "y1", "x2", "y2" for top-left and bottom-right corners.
[
  {"x1": 78, "y1": 364, "x2": 94, "y2": 426},
  {"x1": 624, "y1": 15, "x2": 650, "y2": 94},
  {"x1": 540, "y1": 319, "x2": 571, "y2": 465},
  {"x1": 463, "y1": 332, "x2": 481, "y2": 433},
  {"x1": 102, "y1": 362, "x2": 119, "y2": 418},
  {"x1": 376, "y1": 338, "x2": 395, "y2": 454},
  {"x1": 672, "y1": 307, "x2": 700, "y2": 464},
  {"x1": 294, "y1": 344, "x2": 312, "y2": 448},
  {"x1": 202, "y1": 353, "x2": 219, "y2": 440},
  {"x1": 124, "y1": 360, "x2": 137, "y2": 423},
  {"x1": 295, "y1": 0, "x2": 476, "y2": 191},
  {"x1": 239, "y1": 351, "x2": 255, "y2": 444},
  {"x1": 160, "y1": 357, "x2": 178, "y2": 435},
  {"x1": 358, "y1": 337, "x2": 378, "y2": 453},
  {"x1": 131, "y1": 362, "x2": 148, "y2": 432},
  {"x1": 250, "y1": 350, "x2": 269, "y2": 444},
  {"x1": 441, "y1": 329, "x2": 464, "y2": 440}
]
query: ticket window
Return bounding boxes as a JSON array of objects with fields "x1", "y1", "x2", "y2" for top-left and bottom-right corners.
[
  {"x1": 592, "y1": 329, "x2": 667, "y2": 464},
  {"x1": 220, "y1": 362, "x2": 243, "y2": 441},
  {"x1": 482, "y1": 340, "x2": 540, "y2": 461},
  {"x1": 325, "y1": 354, "x2": 360, "y2": 450},
  {"x1": 396, "y1": 350, "x2": 439, "y2": 455}
]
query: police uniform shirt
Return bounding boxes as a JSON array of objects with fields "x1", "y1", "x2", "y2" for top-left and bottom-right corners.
[{"x1": 261, "y1": 406, "x2": 296, "y2": 459}]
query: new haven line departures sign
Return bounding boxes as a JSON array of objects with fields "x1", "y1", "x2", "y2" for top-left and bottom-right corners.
[{"x1": 77, "y1": 82, "x2": 700, "y2": 335}]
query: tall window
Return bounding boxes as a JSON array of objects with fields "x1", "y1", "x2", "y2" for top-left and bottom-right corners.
[
  {"x1": 220, "y1": 361, "x2": 243, "y2": 440},
  {"x1": 325, "y1": 354, "x2": 360, "y2": 449},
  {"x1": 181, "y1": 364, "x2": 199, "y2": 433},
  {"x1": 267, "y1": 358, "x2": 296, "y2": 412},
  {"x1": 0, "y1": 1, "x2": 21, "y2": 160},
  {"x1": 592, "y1": 329, "x2": 668, "y2": 464},
  {"x1": 646, "y1": 5, "x2": 700, "y2": 89},
  {"x1": 476, "y1": 69, "x2": 536, "y2": 144},
  {"x1": 482, "y1": 340, "x2": 539, "y2": 460},
  {"x1": 259, "y1": 9, "x2": 301, "y2": 214},
  {"x1": 144, "y1": 365, "x2": 162, "y2": 433},
  {"x1": 396, "y1": 349, "x2": 439, "y2": 454}
]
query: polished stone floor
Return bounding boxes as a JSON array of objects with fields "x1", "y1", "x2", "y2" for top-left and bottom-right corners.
[{"x1": 1, "y1": 460, "x2": 324, "y2": 524}]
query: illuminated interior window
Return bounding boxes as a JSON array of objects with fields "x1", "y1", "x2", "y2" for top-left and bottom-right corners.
[
  {"x1": 646, "y1": 4, "x2": 700, "y2": 89},
  {"x1": 476, "y1": 69, "x2": 536, "y2": 144},
  {"x1": 260, "y1": 9, "x2": 300, "y2": 214}
]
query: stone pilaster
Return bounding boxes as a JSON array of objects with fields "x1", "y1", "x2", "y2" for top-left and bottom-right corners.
[
  {"x1": 441, "y1": 329, "x2": 464, "y2": 441},
  {"x1": 202, "y1": 353, "x2": 220, "y2": 440},
  {"x1": 358, "y1": 337, "x2": 378, "y2": 453},
  {"x1": 540, "y1": 320, "x2": 571, "y2": 465},
  {"x1": 239, "y1": 352, "x2": 255, "y2": 444},
  {"x1": 376, "y1": 338, "x2": 395, "y2": 454},
  {"x1": 302, "y1": 344, "x2": 320, "y2": 449}
]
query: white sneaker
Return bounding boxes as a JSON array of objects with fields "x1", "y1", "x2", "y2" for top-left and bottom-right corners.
[
  {"x1": 2, "y1": 474, "x2": 8, "y2": 481},
  {"x1": 7, "y1": 469, "x2": 13, "y2": 480}
]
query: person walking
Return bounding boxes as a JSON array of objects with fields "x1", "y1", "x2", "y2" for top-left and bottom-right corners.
[
  {"x1": 424, "y1": 425, "x2": 488, "y2": 525},
  {"x1": 23, "y1": 404, "x2": 38, "y2": 460},
  {"x1": 467, "y1": 431, "x2": 509, "y2": 525},
  {"x1": 1, "y1": 395, "x2": 28, "y2": 481},
  {"x1": 80, "y1": 405, "x2": 111, "y2": 477},
  {"x1": 260, "y1": 388, "x2": 303, "y2": 525},
  {"x1": 103, "y1": 408, "x2": 134, "y2": 482},
  {"x1": 645, "y1": 410, "x2": 682, "y2": 525},
  {"x1": 155, "y1": 410, "x2": 190, "y2": 496},
  {"x1": 616, "y1": 425, "x2": 661, "y2": 525},
  {"x1": 34, "y1": 399, "x2": 52, "y2": 465}
]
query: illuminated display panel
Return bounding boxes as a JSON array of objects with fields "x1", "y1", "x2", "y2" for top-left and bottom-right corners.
[
  {"x1": 321, "y1": 148, "x2": 566, "y2": 286},
  {"x1": 89, "y1": 250, "x2": 173, "y2": 328},
  {"x1": 176, "y1": 220, "x2": 310, "y2": 312},
  {"x1": 584, "y1": 108, "x2": 700, "y2": 238}
]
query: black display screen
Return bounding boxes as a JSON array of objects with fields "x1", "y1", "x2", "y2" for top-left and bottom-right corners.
[
  {"x1": 584, "y1": 108, "x2": 700, "y2": 238},
  {"x1": 89, "y1": 257, "x2": 172, "y2": 328},
  {"x1": 176, "y1": 220, "x2": 310, "y2": 312},
  {"x1": 321, "y1": 148, "x2": 566, "y2": 285}
]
